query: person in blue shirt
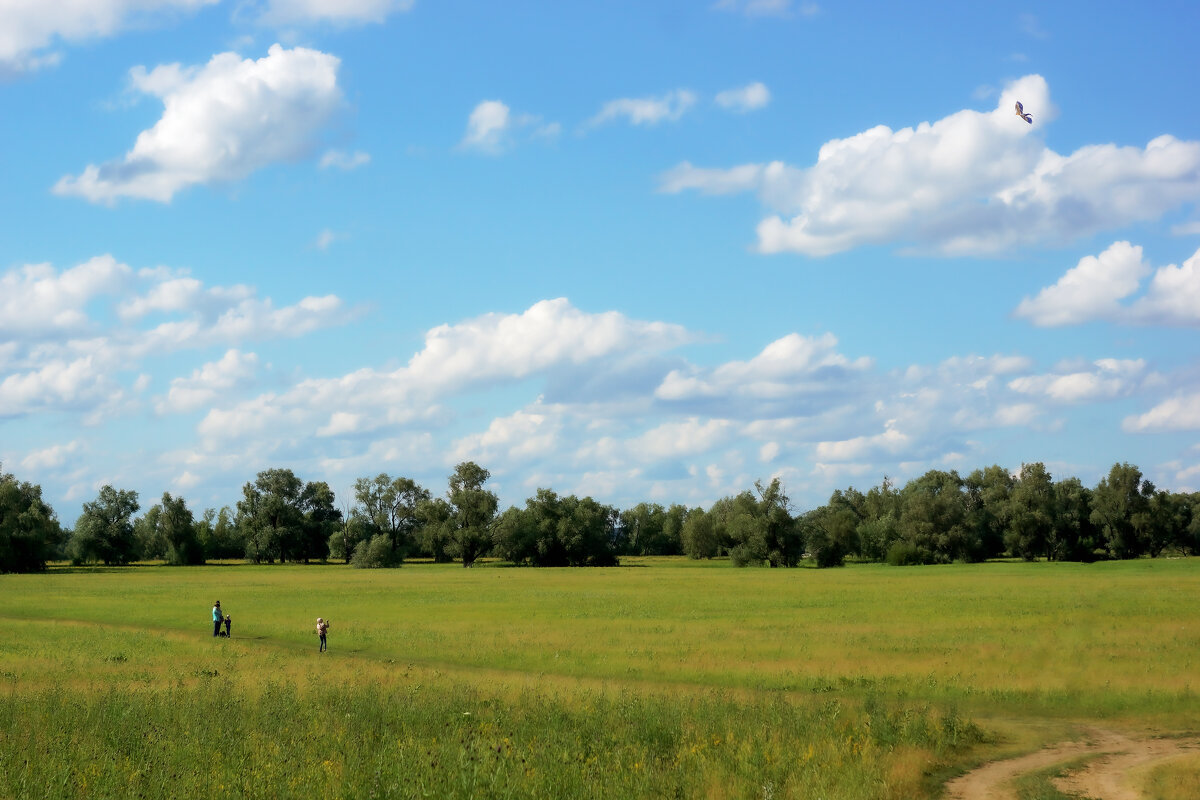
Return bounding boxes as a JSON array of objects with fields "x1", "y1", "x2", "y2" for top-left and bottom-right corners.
[{"x1": 212, "y1": 601, "x2": 223, "y2": 637}]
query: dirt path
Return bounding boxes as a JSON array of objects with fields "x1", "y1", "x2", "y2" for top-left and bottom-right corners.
[{"x1": 943, "y1": 728, "x2": 1200, "y2": 800}]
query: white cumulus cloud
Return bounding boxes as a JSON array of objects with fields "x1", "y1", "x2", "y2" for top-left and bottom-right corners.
[
  {"x1": 0, "y1": 254, "x2": 132, "y2": 336},
  {"x1": 461, "y1": 100, "x2": 512, "y2": 153},
  {"x1": 20, "y1": 440, "x2": 82, "y2": 471},
  {"x1": 0, "y1": 0, "x2": 216, "y2": 74},
  {"x1": 54, "y1": 44, "x2": 344, "y2": 204},
  {"x1": 1007, "y1": 358, "x2": 1150, "y2": 403},
  {"x1": 0, "y1": 255, "x2": 352, "y2": 419},
  {"x1": 1016, "y1": 242, "x2": 1200, "y2": 327},
  {"x1": 156, "y1": 349, "x2": 260, "y2": 414},
  {"x1": 655, "y1": 332, "x2": 872, "y2": 409},
  {"x1": 196, "y1": 298, "x2": 695, "y2": 444},
  {"x1": 661, "y1": 75, "x2": 1200, "y2": 256},
  {"x1": 1124, "y1": 394, "x2": 1200, "y2": 433},
  {"x1": 460, "y1": 100, "x2": 559, "y2": 154}
]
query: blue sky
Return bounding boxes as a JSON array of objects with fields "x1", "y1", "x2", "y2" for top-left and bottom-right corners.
[{"x1": 2, "y1": 0, "x2": 1199, "y2": 524}]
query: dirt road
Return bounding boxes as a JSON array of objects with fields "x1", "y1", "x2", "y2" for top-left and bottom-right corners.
[{"x1": 942, "y1": 728, "x2": 1199, "y2": 800}]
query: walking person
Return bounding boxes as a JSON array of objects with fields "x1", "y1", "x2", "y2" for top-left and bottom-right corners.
[
  {"x1": 316, "y1": 617, "x2": 329, "y2": 652},
  {"x1": 212, "y1": 601, "x2": 223, "y2": 637}
]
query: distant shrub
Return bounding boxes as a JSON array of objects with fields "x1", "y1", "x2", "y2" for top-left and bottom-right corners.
[
  {"x1": 351, "y1": 534, "x2": 398, "y2": 569},
  {"x1": 885, "y1": 541, "x2": 933, "y2": 566},
  {"x1": 803, "y1": 525, "x2": 847, "y2": 568},
  {"x1": 728, "y1": 543, "x2": 763, "y2": 567}
]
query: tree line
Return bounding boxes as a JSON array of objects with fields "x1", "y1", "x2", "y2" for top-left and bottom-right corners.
[{"x1": 2, "y1": 459, "x2": 1198, "y2": 574}]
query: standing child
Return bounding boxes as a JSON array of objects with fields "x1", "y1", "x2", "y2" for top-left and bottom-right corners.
[
  {"x1": 224, "y1": 615, "x2": 232, "y2": 638},
  {"x1": 316, "y1": 617, "x2": 329, "y2": 652}
]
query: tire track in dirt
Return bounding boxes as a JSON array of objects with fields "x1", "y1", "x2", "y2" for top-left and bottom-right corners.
[{"x1": 943, "y1": 728, "x2": 1200, "y2": 800}]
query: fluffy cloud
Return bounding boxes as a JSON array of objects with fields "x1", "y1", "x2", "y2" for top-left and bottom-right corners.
[
  {"x1": 460, "y1": 100, "x2": 559, "y2": 154},
  {"x1": 1014, "y1": 241, "x2": 1148, "y2": 325},
  {"x1": 408, "y1": 299, "x2": 691, "y2": 393},
  {"x1": 661, "y1": 75, "x2": 1200, "y2": 256},
  {"x1": 197, "y1": 298, "x2": 695, "y2": 443},
  {"x1": 156, "y1": 349, "x2": 260, "y2": 414},
  {"x1": 1016, "y1": 242, "x2": 1200, "y2": 326},
  {"x1": 0, "y1": 255, "x2": 132, "y2": 337},
  {"x1": 0, "y1": 0, "x2": 216, "y2": 74},
  {"x1": 1123, "y1": 394, "x2": 1200, "y2": 433},
  {"x1": 20, "y1": 440, "x2": 81, "y2": 471},
  {"x1": 715, "y1": 82, "x2": 771, "y2": 113},
  {"x1": 588, "y1": 90, "x2": 697, "y2": 128},
  {"x1": 0, "y1": 354, "x2": 127, "y2": 418},
  {"x1": 451, "y1": 408, "x2": 563, "y2": 463},
  {"x1": 655, "y1": 332, "x2": 873, "y2": 417},
  {"x1": 461, "y1": 100, "x2": 512, "y2": 153},
  {"x1": 254, "y1": 0, "x2": 414, "y2": 26},
  {"x1": 0, "y1": 256, "x2": 351, "y2": 418},
  {"x1": 54, "y1": 45, "x2": 343, "y2": 204},
  {"x1": 629, "y1": 418, "x2": 734, "y2": 460},
  {"x1": 1008, "y1": 358, "x2": 1151, "y2": 403},
  {"x1": 814, "y1": 424, "x2": 909, "y2": 463}
]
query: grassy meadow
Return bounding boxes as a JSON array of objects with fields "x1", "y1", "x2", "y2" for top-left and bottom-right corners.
[{"x1": 3, "y1": 557, "x2": 1199, "y2": 799}]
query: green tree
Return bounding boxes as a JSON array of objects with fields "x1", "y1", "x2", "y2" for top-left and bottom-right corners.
[
  {"x1": 855, "y1": 514, "x2": 899, "y2": 562},
  {"x1": 415, "y1": 497, "x2": 454, "y2": 562},
  {"x1": 716, "y1": 479, "x2": 802, "y2": 567},
  {"x1": 351, "y1": 534, "x2": 397, "y2": 568},
  {"x1": 199, "y1": 506, "x2": 243, "y2": 560},
  {"x1": 862, "y1": 477, "x2": 901, "y2": 522},
  {"x1": 661, "y1": 504, "x2": 687, "y2": 556},
  {"x1": 964, "y1": 465, "x2": 1014, "y2": 560},
  {"x1": 353, "y1": 474, "x2": 430, "y2": 558},
  {"x1": 444, "y1": 462, "x2": 498, "y2": 567},
  {"x1": 801, "y1": 504, "x2": 857, "y2": 568},
  {"x1": 1182, "y1": 493, "x2": 1200, "y2": 555},
  {"x1": 681, "y1": 508, "x2": 719, "y2": 559},
  {"x1": 1050, "y1": 477, "x2": 1098, "y2": 561},
  {"x1": 299, "y1": 481, "x2": 340, "y2": 562},
  {"x1": 1090, "y1": 462, "x2": 1154, "y2": 559},
  {"x1": 159, "y1": 492, "x2": 203, "y2": 565},
  {"x1": 897, "y1": 470, "x2": 967, "y2": 564},
  {"x1": 557, "y1": 494, "x2": 619, "y2": 566},
  {"x1": 0, "y1": 466, "x2": 63, "y2": 573},
  {"x1": 329, "y1": 510, "x2": 369, "y2": 564},
  {"x1": 1143, "y1": 491, "x2": 1190, "y2": 557},
  {"x1": 1005, "y1": 463, "x2": 1055, "y2": 560},
  {"x1": 70, "y1": 485, "x2": 140, "y2": 565},
  {"x1": 133, "y1": 504, "x2": 165, "y2": 560},
  {"x1": 236, "y1": 469, "x2": 304, "y2": 563},
  {"x1": 492, "y1": 490, "x2": 619, "y2": 567},
  {"x1": 619, "y1": 502, "x2": 682, "y2": 556}
]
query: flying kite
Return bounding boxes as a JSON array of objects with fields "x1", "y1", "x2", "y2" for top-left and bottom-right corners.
[{"x1": 1015, "y1": 101, "x2": 1033, "y2": 124}]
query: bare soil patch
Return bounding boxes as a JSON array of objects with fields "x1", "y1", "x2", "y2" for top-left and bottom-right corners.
[{"x1": 943, "y1": 728, "x2": 1200, "y2": 800}]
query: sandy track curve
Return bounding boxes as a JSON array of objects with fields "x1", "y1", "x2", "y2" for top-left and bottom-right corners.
[{"x1": 943, "y1": 728, "x2": 1200, "y2": 800}]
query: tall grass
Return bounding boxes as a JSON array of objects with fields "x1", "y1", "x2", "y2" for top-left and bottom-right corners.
[
  {"x1": 1, "y1": 651, "x2": 976, "y2": 799},
  {"x1": 3, "y1": 557, "x2": 1199, "y2": 798}
]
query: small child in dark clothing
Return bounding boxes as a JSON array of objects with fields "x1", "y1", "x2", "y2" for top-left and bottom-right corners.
[{"x1": 224, "y1": 615, "x2": 232, "y2": 638}]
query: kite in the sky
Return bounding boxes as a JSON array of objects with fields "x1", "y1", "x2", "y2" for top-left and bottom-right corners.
[{"x1": 1015, "y1": 101, "x2": 1033, "y2": 124}]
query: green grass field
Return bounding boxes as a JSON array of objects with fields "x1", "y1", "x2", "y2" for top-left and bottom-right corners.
[{"x1": 3, "y1": 557, "x2": 1199, "y2": 799}]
